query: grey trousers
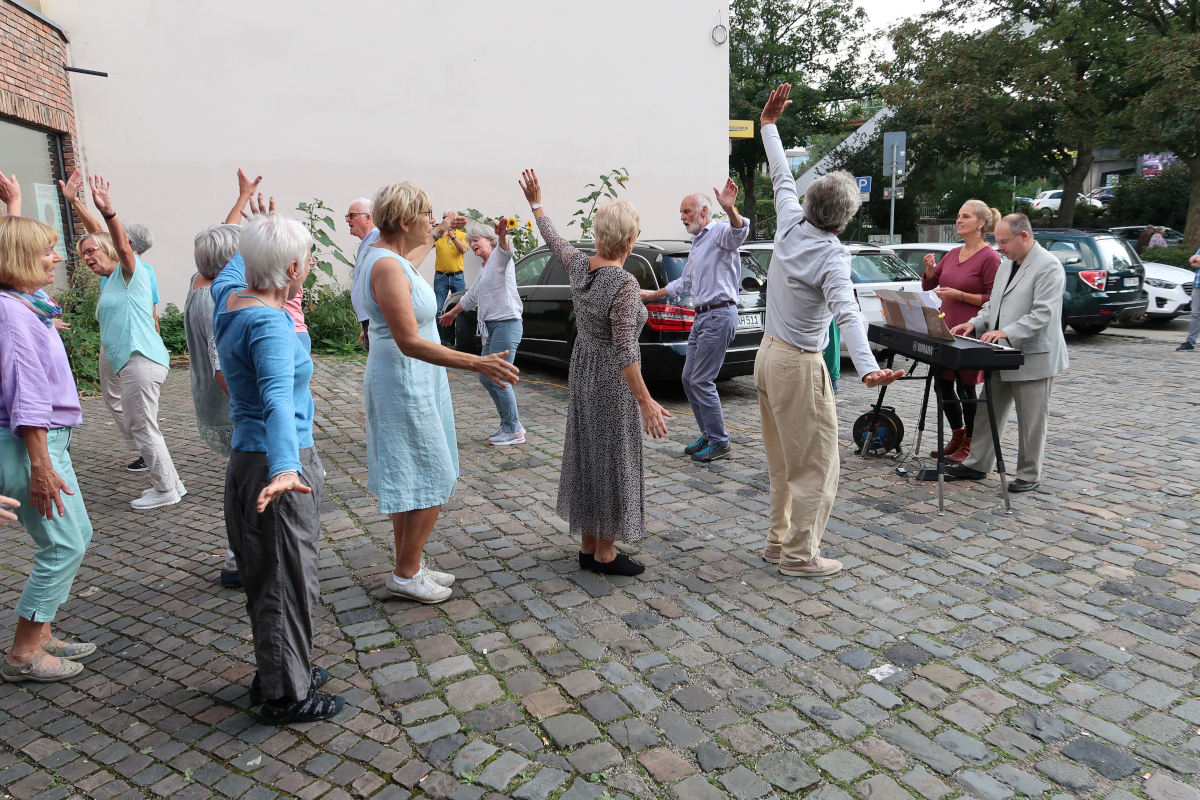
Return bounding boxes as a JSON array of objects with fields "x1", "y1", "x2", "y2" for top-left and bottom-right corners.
[
  {"x1": 225, "y1": 447, "x2": 324, "y2": 702},
  {"x1": 682, "y1": 305, "x2": 738, "y2": 447},
  {"x1": 1186, "y1": 281, "x2": 1200, "y2": 345},
  {"x1": 964, "y1": 376, "x2": 1054, "y2": 483}
]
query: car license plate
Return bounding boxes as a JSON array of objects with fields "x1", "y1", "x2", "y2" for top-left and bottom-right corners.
[
  {"x1": 1124, "y1": 277, "x2": 1139, "y2": 287},
  {"x1": 738, "y1": 313, "x2": 763, "y2": 330}
]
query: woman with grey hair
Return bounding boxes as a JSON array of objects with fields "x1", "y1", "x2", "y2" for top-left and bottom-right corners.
[
  {"x1": 439, "y1": 220, "x2": 525, "y2": 445},
  {"x1": 755, "y1": 83, "x2": 903, "y2": 579},
  {"x1": 212, "y1": 204, "x2": 343, "y2": 724}
]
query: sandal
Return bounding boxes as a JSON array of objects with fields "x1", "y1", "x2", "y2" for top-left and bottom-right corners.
[
  {"x1": 2, "y1": 650, "x2": 83, "y2": 683},
  {"x1": 42, "y1": 638, "x2": 97, "y2": 659}
]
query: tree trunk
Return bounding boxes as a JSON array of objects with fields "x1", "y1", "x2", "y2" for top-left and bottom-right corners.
[
  {"x1": 1056, "y1": 146, "x2": 1094, "y2": 228},
  {"x1": 739, "y1": 163, "x2": 758, "y2": 238},
  {"x1": 1182, "y1": 154, "x2": 1200, "y2": 251}
]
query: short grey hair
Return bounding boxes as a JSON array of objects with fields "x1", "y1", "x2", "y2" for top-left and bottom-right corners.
[
  {"x1": 467, "y1": 224, "x2": 498, "y2": 245},
  {"x1": 349, "y1": 197, "x2": 372, "y2": 212},
  {"x1": 126, "y1": 222, "x2": 154, "y2": 254},
  {"x1": 1001, "y1": 213, "x2": 1033, "y2": 238},
  {"x1": 804, "y1": 171, "x2": 862, "y2": 233},
  {"x1": 194, "y1": 224, "x2": 242, "y2": 280},
  {"x1": 692, "y1": 193, "x2": 714, "y2": 214},
  {"x1": 239, "y1": 212, "x2": 312, "y2": 290}
]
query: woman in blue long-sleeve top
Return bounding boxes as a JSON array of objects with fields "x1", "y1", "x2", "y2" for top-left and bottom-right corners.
[{"x1": 212, "y1": 205, "x2": 343, "y2": 725}]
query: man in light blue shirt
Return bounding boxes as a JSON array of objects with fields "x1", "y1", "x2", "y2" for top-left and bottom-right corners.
[
  {"x1": 641, "y1": 184, "x2": 749, "y2": 462},
  {"x1": 347, "y1": 198, "x2": 380, "y2": 351}
]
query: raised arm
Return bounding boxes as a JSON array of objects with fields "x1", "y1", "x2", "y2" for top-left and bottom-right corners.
[
  {"x1": 224, "y1": 169, "x2": 262, "y2": 224},
  {"x1": 0, "y1": 172, "x2": 21, "y2": 217},
  {"x1": 89, "y1": 175, "x2": 137, "y2": 282},
  {"x1": 761, "y1": 84, "x2": 806, "y2": 233},
  {"x1": 411, "y1": 214, "x2": 467, "y2": 267},
  {"x1": 54, "y1": 169, "x2": 100, "y2": 233},
  {"x1": 520, "y1": 169, "x2": 586, "y2": 274}
]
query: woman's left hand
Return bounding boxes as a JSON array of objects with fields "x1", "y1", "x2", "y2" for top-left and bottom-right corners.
[
  {"x1": 0, "y1": 172, "x2": 21, "y2": 215},
  {"x1": 0, "y1": 494, "x2": 19, "y2": 524},
  {"x1": 256, "y1": 472, "x2": 311, "y2": 513},
  {"x1": 933, "y1": 286, "x2": 959, "y2": 302},
  {"x1": 638, "y1": 398, "x2": 673, "y2": 438},
  {"x1": 52, "y1": 318, "x2": 70, "y2": 331},
  {"x1": 440, "y1": 304, "x2": 461, "y2": 326}
]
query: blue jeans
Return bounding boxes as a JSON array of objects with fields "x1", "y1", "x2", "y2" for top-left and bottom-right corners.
[
  {"x1": 682, "y1": 305, "x2": 738, "y2": 447},
  {"x1": 482, "y1": 319, "x2": 523, "y2": 433},
  {"x1": 435, "y1": 271, "x2": 466, "y2": 342}
]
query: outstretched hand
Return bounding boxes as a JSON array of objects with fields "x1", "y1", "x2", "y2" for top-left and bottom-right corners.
[
  {"x1": 761, "y1": 83, "x2": 793, "y2": 126},
  {"x1": 862, "y1": 368, "x2": 905, "y2": 388},
  {"x1": 58, "y1": 169, "x2": 84, "y2": 201},
  {"x1": 519, "y1": 170, "x2": 542, "y2": 206},
  {"x1": 714, "y1": 178, "x2": 739, "y2": 213},
  {"x1": 0, "y1": 494, "x2": 18, "y2": 525},
  {"x1": 89, "y1": 174, "x2": 114, "y2": 216},
  {"x1": 0, "y1": 172, "x2": 21, "y2": 216},
  {"x1": 237, "y1": 168, "x2": 262, "y2": 199},
  {"x1": 242, "y1": 192, "x2": 276, "y2": 219},
  {"x1": 256, "y1": 472, "x2": 311, "y2": 513},
  {"x1": 638, "y1": 398, "x2": 673, "y2": 439}
]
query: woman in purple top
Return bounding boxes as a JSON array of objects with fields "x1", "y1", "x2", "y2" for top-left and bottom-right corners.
[
  {"x1": 921, "y1": 200, "x2": 1001, "y2": 465},
  {"x1": 0, "y1": 211, "x2": 95, "y2": 683}
]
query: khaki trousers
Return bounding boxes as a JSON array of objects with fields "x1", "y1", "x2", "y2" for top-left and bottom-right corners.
[
  {"x1": 964, "y1": 375, "x2": 1054, "y2": 483},
  {"x1": 99, "y1": 350, "x2": 179, "y2": 493},
  {"x1": 754, "y1": 334, "x2": 839, "y2": 564}
]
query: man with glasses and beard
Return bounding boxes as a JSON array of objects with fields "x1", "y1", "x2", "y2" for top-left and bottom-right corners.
[
  {"x1": 640, "y1": 186, "x2": 748, "y2": 462},
  {"x1": 347, "y1": 198, "x2": 379, "y2": 351}
]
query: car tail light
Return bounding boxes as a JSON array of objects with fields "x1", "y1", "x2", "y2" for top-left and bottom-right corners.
[
  {"x1": 1079, "y1": 270, "x2": 1107, "y2": 291},
  {"x1": 645, "y1": 303, "x2": 695, "y2": 332}
]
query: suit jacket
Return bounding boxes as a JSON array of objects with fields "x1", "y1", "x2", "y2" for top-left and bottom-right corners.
[{"x1": 968, "y1": 242, "x2": 1069, "y2": 382}]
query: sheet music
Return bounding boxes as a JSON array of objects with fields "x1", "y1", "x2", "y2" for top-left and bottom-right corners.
[{"x1": 876, "y1": 289, "x2": 954, "y2": 339}]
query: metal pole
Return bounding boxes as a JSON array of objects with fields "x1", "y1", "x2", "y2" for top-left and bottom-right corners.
[{"x1": 889, "y1": 142, "x2": 897, "y2": 239}]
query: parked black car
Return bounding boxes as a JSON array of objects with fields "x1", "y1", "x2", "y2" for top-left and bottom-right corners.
[
  {"x1": 1031, "y1": 228, "x2": 1148, "y2": 334},
  {"x1": 445, "y1": 240, "x2": 768, "y2": 380}
]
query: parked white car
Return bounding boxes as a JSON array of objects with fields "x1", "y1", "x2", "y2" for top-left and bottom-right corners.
[
  {"x1": 1135, "y1": 261, "x2": 1195, "y2": 322},
  {"x1": 886, "y1": 242, "x2": 963, "y2": 274},
  {"x1": 1032, "y1": 190, "x2": 1103, "y2": 212},
  {"x1": 743, "y1": 241, "x2": 924, "y2": 355}
]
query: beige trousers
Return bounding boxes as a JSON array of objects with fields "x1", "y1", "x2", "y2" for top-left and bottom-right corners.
[
  {"x1": 964, "y1": 375, "x2": 1054, "y2": 483},
  {"x1": 99, "y1": 351, "x2": 179, "y2": 493},
  {"x1": 754, "y1": 334, "x2": 839, "y2": 564}
]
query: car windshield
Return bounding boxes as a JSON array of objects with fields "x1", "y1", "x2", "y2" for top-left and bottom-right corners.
[
  {"x1": 848, "y1": 252, "x2": 921, "y2": 284},
  {"x1": 1093, "y1": 236, "x2": 1142, "y2": 271}
]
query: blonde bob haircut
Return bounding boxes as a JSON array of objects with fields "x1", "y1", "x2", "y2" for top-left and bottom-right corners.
[
  {"x1": 594, "y1": 200, "x2": 640, "y2": 260},
  {"x1": 0, "y1": 217, "x2": 59, "y2": 291},
  {"x1": 76, "y1": 232, "x2": 119, "y2": 263},
  {"x1": 373, "y1": 182, "x2": 432, "y2": 237}
]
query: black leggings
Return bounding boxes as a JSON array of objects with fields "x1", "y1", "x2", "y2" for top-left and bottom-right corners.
[{"x1": 938, "y1": 377, "x2": 977, "y2": 436}]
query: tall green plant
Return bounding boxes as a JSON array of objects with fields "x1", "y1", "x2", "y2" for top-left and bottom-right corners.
[
  {"x1": 296, "y1": 198, "x2": 353, "y2": 283},
  {"x1": 568, "y1": 169, "x2": 630, "y2": 240},
  {"x1": 57, "y1": 276, "x2": 101, "y2": 393}
]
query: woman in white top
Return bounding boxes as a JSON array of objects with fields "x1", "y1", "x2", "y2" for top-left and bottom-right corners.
[{"x1": 440, "y1": 221, "x2": 525, "y2": 445}]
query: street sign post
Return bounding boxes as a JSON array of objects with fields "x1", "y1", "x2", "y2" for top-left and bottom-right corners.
[
  {"x1": 856, "y1": 176, "x2": 872, "y2": 201},
  {"x1": 883, "y1": 187, "x2": 905, "y2": 199},
  {"x1": 883, "y1": 132, "x2": 907, "y2": 239}
]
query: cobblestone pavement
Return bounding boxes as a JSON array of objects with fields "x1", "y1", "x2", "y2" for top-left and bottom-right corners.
[{"x1": 1, "y1": 334, "x2": 1199, "y2": 800}]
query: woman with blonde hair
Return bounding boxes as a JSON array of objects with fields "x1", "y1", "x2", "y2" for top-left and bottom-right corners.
[
  {"x1": 0, "y1": 208, "x2": 94, "y2": 682},
  {"x1": 519, "y1": 169, "x2": 672, "y2": 576},
  {"x1": 921, "y1": 199, "x2": 1001, "y2": 464},
  {"x1": 361, "y1": 182, "x2": 519, "y2": 604}
]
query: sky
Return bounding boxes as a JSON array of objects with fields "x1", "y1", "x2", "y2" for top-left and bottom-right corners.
[{"x1": 856, "y1": 0, "x2": 933, "y2": 40}]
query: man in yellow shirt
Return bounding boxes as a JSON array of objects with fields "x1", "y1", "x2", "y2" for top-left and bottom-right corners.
[{"x1": 433, "y1": 210, "x2": 469, "y2": 343}]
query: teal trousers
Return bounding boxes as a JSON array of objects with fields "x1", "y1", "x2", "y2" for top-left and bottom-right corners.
[{"x1": 1, "y1": 427, "x2": 92, "y2": 623}]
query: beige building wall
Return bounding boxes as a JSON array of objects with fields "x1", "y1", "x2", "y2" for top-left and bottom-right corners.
[{"x1": 43, "y1": 0, "x2": 731, "y2": 305}]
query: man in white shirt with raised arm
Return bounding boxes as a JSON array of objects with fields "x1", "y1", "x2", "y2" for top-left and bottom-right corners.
[{"x1": 757, "y1": 83, "x2": 904, "y2": 577}]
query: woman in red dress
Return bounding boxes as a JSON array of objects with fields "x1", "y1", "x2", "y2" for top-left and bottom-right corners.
[{"x1": 921, "y1": 200, "x2": 1001, "y2": 464}]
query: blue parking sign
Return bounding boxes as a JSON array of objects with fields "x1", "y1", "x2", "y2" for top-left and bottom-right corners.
[{"x1": 856, "y1": 176, "x2": 872, "y2": 193}]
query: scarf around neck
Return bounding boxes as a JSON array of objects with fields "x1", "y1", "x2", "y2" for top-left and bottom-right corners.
[{"x1": 0, "y1": 285, "x2": 63, "y2": 328}]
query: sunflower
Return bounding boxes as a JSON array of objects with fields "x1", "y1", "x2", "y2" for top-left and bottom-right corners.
[
  {"x1": 526, "y1": 220, "x2": 533, "y2": 229},
  {"x1": 507, "y1": 217, "x2": 519, "y2": 229}
]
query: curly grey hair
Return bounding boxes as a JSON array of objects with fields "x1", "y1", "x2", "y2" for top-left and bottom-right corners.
[
  {"x1": 804, "y1": 171, "x2": 862, "y2": 233},
  {"x1": 126, "y1": 222, "x2": 154, "y2": 254},
  {"x1": 467, "y1": 224, "x2": 498, "y2": 246},
  {"x1": 194, "y1": 224, "x2": 241, "y2": 280}
]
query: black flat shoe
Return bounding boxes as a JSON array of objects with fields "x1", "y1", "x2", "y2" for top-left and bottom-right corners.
[
  {"x1": 1008, "y1": 479, "x2": 1041, "y2": 493},
  {"x1": 587, "y1": 553, "x2": 645, "y2": 577},
  {"x1": 260, "y1": 688, "x2": 344, "y2": 725},
  {"x1": 579, "y1": 552, "x2": 595, "y2": 569},
  {"x1": 249, "y1": 666, "x2": 329, "y2": 706},
  {"x1": 944, "y1": 465, "x2": 986, "y2": 481}
]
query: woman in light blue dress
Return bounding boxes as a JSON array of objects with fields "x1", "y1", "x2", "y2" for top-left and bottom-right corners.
[{"x1": 363, "y1": 182, "x2": 520, "y2": 605}]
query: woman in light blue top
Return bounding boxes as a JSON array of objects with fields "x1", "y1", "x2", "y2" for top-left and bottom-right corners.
[
  {"x1": 363, "y1": 182, "x2": 519, "y2": 605},
  {"x1": 440, "y1": 220, "x2": 525, "y2": 445},
  {"x1": 77, "y1": 175, "x2": 181, "y2": 511}
]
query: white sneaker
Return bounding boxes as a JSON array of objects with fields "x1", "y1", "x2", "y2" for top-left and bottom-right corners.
[
  {"x1": 420, "y1": 561, "x2": 455, "y2": 587},
  {"x1": 385, "y1": 569, "x2": 451, "y2": 604},
  {"x1": 141, "y1": 481, "x2": 186, "y2": 498},
  {"x1": 488, "y1": 428, "x2": 526, "y2": 446},
  {"x1": 132, "y1": 488, "x2": 181, "y2": 510}
]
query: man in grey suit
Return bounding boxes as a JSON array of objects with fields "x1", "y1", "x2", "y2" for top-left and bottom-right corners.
[{"x1": 946, "y1": 214, "x2": 1068, "y2": 492}]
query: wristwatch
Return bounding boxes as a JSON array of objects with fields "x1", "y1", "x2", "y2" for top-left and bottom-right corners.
[{"x1": 530, "y1": 203, "x2": 541, "y2": 211}]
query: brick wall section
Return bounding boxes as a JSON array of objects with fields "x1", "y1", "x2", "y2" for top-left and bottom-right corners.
[{"x1": 0, "y1": 1, "x2": 85, "y2": 247}]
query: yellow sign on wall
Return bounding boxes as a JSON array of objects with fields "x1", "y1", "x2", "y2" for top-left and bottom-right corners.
[{"x1": 729, "y1": 120, "x2": 754, "y2": 138}]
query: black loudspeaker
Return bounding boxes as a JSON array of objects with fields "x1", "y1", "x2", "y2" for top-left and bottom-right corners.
[{"x1": 853, "y1": 407, "x2": 905, "y2": 456}]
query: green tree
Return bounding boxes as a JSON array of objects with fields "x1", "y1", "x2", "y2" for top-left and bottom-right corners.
[
  {"x1": 1100, "y1": 0, "x2": 1200, "y2": 247},
  {"x1": 729, "y1": 0, "x2": 874, "y2": 235},
  {"x1": 1108, "y1": 164, "x2": 1190, "y2": 230},
  {"x1": 884, "y1": 0, "x2": 1129, "y2": 226}
]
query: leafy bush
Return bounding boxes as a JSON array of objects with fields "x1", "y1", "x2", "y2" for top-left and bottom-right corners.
[
  {"x1": 304, "y1": 284, "x2": 361, "y2": 355},
  {"x1": 159, "y1": 303, "x2": 187, "y2": 355},
  {"x1": 1140, "y1": 245, "x2": 1195, "y2": 267},
  {"x1": 1109, "y1": 165, "x2": 1190, "y2": 230},
  {"x1": 57, "y1": 273, "x2": 101, "y2": 393}
]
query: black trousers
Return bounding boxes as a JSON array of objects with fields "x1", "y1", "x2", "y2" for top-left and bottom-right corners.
[
  {"x1": 225, "y1": 447, "x2": 324, "y2": 702},
  {"x1": 939, "y1": 377, "x2": 978, "y2": 436}
]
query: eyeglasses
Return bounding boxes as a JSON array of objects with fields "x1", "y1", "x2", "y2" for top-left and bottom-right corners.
[
  {"x1": 80, "y1": 246, "x2": 101, "y2": 258},
  {"x1": 995, "y1": 235, "x2": 1021, "y2": 246},
  {"x1": 345, "y1": 212, "x2": 369, "y2": 219},
  {"x1": 422, "y1": 210, "x2": 435, "y2": 221}
]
